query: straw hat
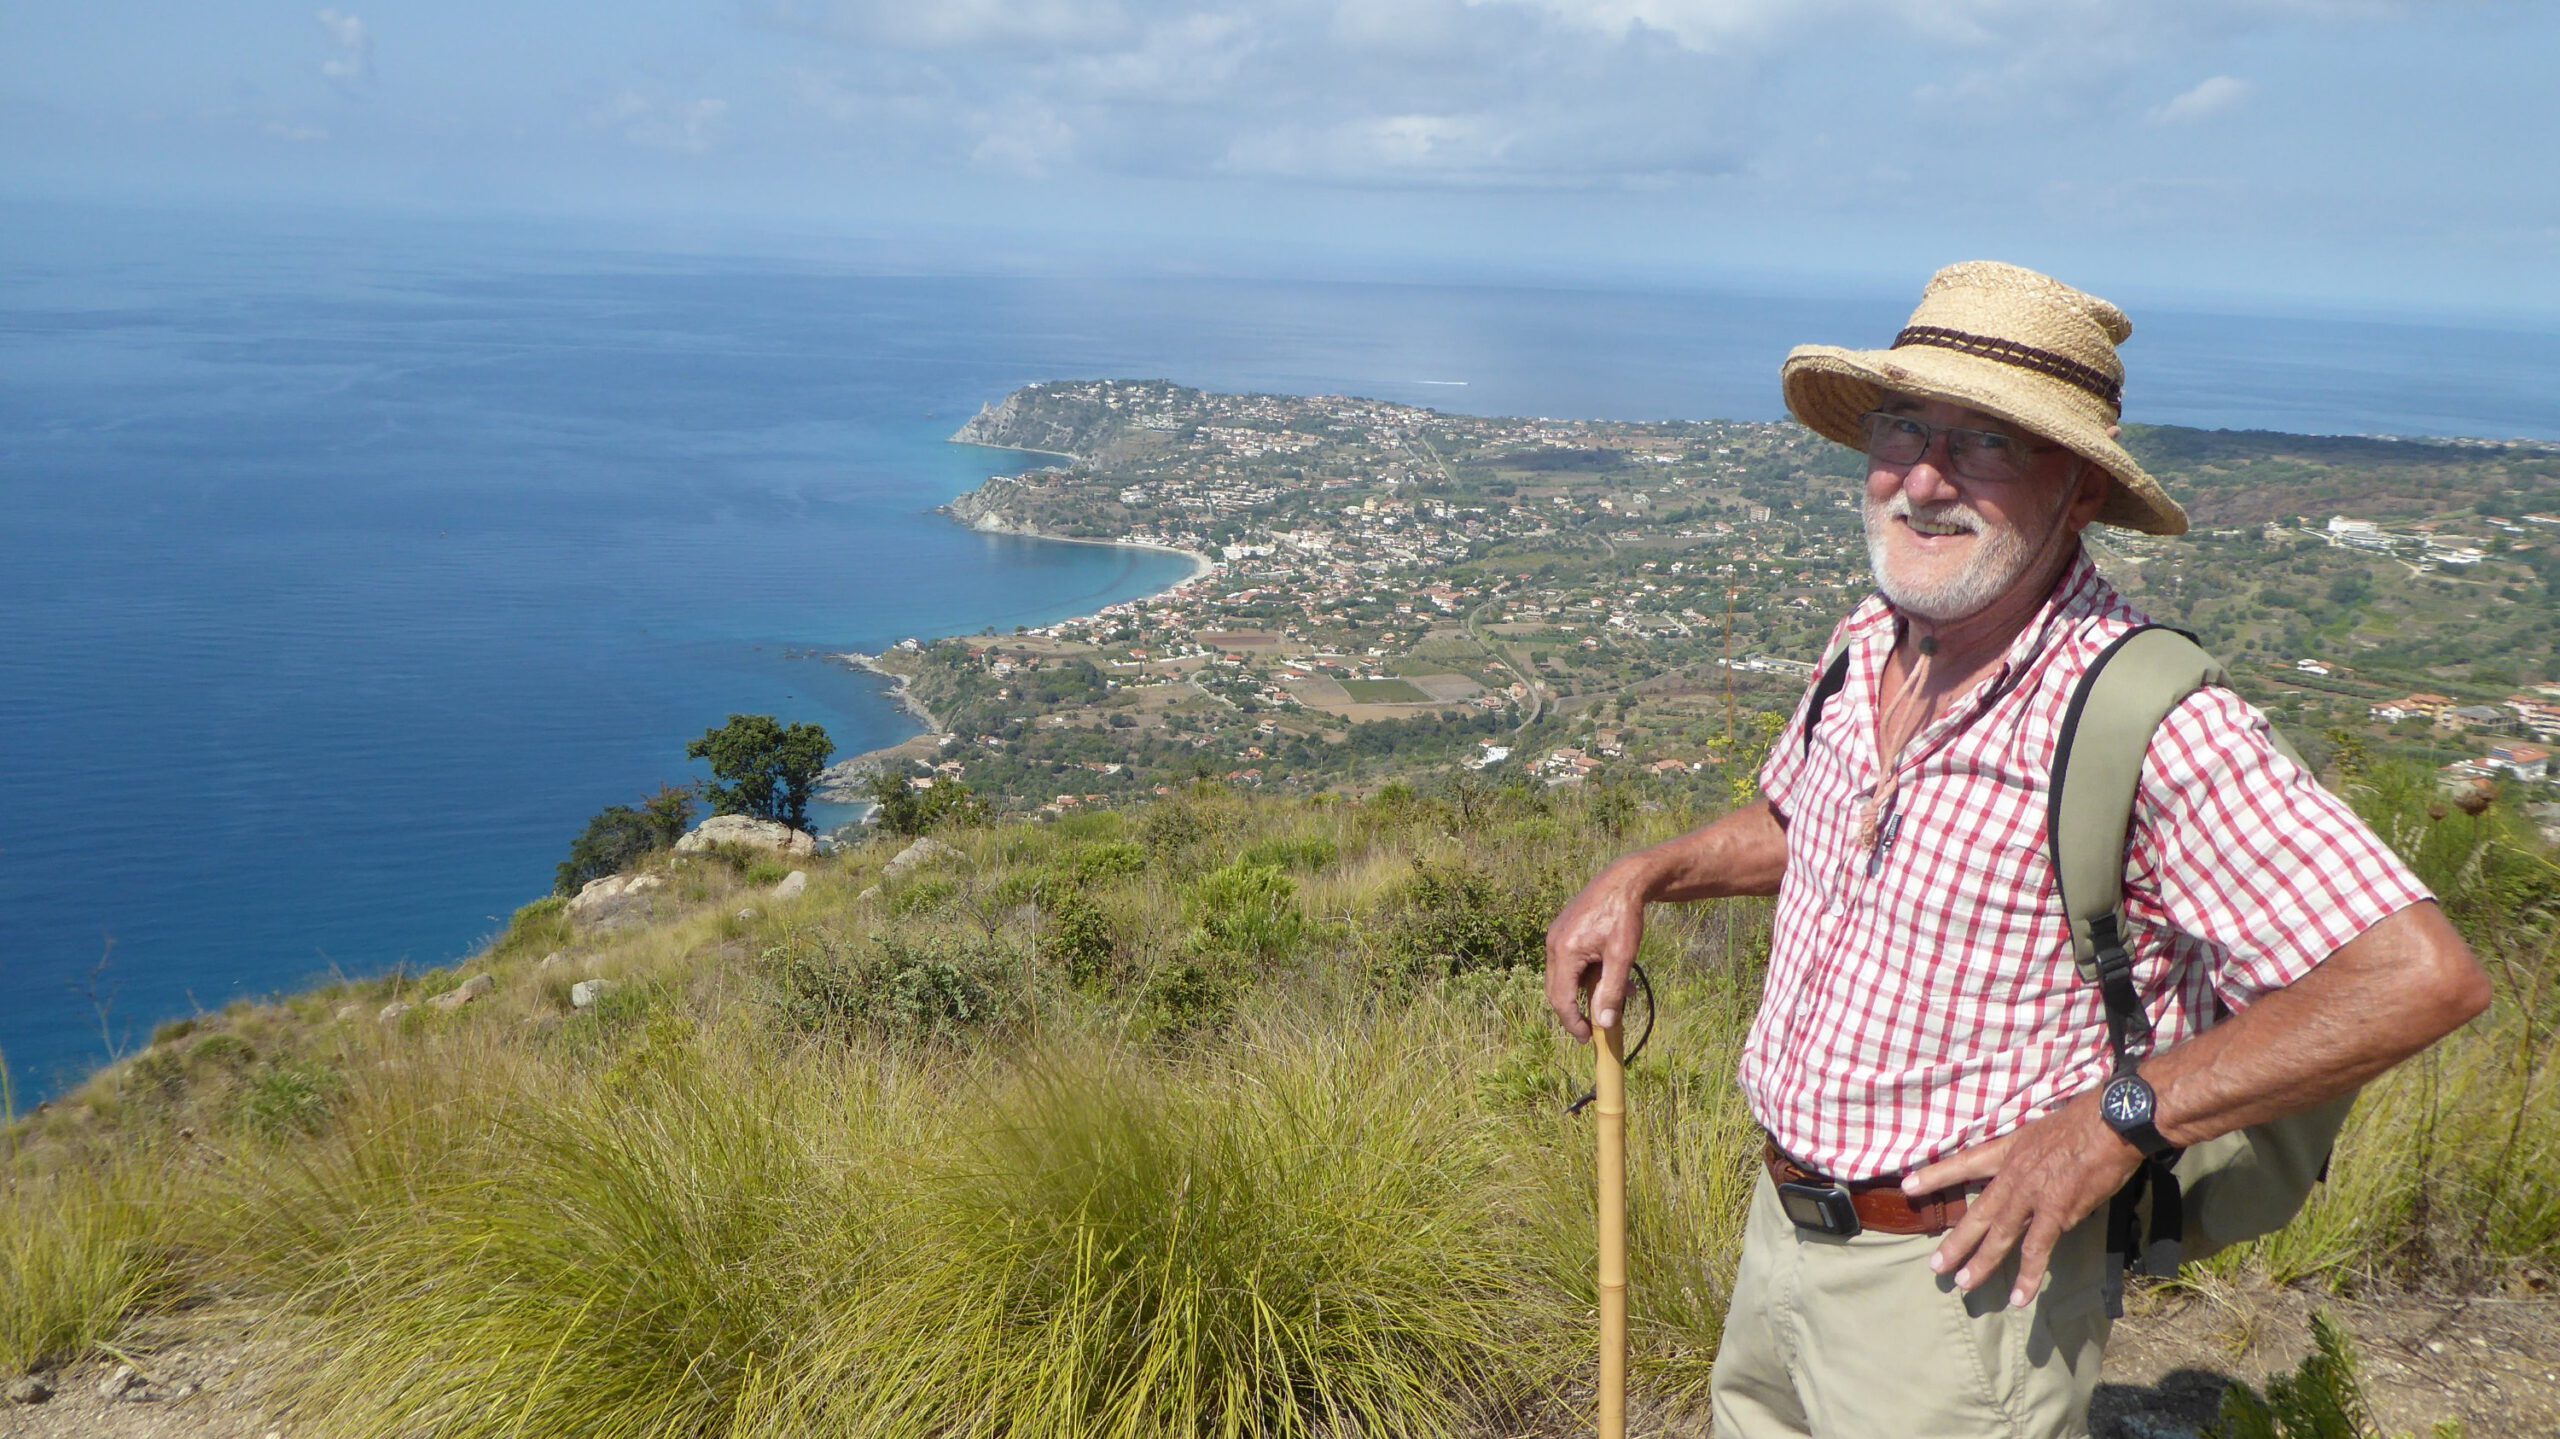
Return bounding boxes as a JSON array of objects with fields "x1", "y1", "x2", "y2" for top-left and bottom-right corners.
[{"x1": 1781, "y1": 261, "x2": 2186, "y2": 536}]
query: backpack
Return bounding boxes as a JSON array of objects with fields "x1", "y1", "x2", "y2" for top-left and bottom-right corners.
[{"x1": 1802, "y1": 624, "x2": 2355, "y2": 1302}]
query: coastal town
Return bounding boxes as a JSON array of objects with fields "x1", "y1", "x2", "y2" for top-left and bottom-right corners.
[{"x1": 826, "y1": 380, "x2": 2560, "y2": 835}]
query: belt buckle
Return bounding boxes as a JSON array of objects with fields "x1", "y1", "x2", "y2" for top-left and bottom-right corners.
[{"x1": 1776, "y1": 1179, "x2": 1862, "y2": 1238}]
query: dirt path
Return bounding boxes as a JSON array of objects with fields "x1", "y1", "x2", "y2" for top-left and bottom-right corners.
[
  {"x1": 2094, "y1": 1274, "x2": 2560, "y2": 1437},
  {"x1": 10, "y1": 1280, "x2": 2556, "y2": 1437}
]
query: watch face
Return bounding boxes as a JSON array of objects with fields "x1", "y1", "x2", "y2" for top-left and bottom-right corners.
[{"x1": 2103, "y1": 1076, "x2": 2155, "y2": 1127}]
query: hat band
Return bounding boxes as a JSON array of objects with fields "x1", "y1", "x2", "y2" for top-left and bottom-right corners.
[{"x1": 1892, "y1": 324, "x2": 2123, "y2": 410}]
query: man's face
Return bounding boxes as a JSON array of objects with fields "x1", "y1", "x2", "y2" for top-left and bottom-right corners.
[{"x1": 1859, "y1": 398, "x2": 2094, "y2": 623}]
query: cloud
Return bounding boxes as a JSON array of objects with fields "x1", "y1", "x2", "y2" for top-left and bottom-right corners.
[
  {"x1": 969, "y1": 100, "x2": 1077, "y2": 177},
  {"x1": 761, "y1": 0, "x2": 2387, "y2": 191},
  {"x1": 2149, "y1": 74, "x2": 2252, "y2": 125},
  {"x1": 766, "y1": 0, "x2": 1137, "y2": 53},
  {"x1": 1483, "y1": 0, "x2": 1781, "y2": 52},
  {"x1": 315, "y1": 9, "x2": 372, "y2": 86},
  {"x1": 592, "y1": 92, "x2": 730, "y2": 154}
]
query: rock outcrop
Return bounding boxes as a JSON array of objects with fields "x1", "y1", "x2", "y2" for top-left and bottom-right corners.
[
  {"x1": 430, "y1": 974, "x2": 495, "y2": 1011},
  {"x1": 568, "y1": 872, "x2": 667, "y2": 931},
  {"x1": 884, "y1": 836, "x2": 962, "y2": 880},
  {"x1": 676, "y1": 815, "x2": 817, "y2": 858}
]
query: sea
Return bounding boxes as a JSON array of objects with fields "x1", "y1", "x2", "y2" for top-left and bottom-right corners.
[{"x1": 7, "y1": 203, "x2": 2560, "y2": 1106}]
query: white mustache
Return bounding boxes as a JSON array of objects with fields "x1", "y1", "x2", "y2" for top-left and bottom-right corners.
[{"x1": 1875, "y1": 494, "x2": 1979, "y2": 532}]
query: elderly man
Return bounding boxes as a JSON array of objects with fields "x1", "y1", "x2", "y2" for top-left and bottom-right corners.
[{"x1": 1545, "y1": 261, "x2": 2489, "y2": 1437}]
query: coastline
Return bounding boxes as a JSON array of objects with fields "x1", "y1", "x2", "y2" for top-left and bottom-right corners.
[
  {"x1": 947, "y1": 435, "x2": 1217, "y2": 578},
  {"x1": 819, "y1": 443, "x2": 1219, "y2": 801},
  {"x1": 953, "y1": 512, "x2": 1217, "y2": 583},
  {"x1": 819, "y1": 653, "x2": 952, "y2": 804}
]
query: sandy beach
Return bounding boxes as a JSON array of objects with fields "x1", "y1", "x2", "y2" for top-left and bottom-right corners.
[{"x1": 817, "y1": 441, "x2": 1220, "y2": 810}]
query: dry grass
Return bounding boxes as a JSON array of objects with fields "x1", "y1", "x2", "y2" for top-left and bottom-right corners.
[{"x1": 2, "y1": 767, "x2": 2552, "y2": 1433}]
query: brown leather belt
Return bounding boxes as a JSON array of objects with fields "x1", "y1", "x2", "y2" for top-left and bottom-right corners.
[{"x1": 1763, "y1": 1139, "x2": 1970, "y2": 1237}]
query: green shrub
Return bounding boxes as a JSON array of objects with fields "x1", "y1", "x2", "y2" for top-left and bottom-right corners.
[
  {"x1": 744, "y1": 858, "x2": 791, "y2": 887},
  {"x1": 1039, "y1": 889, "x2": 1119, "y2": 985},
  {"x1": 691, "y1": 840, "x2": 763, "y2": 876},
  {"x1": 238, "y1": 1061, "x2": 344, "y2": 1140},
  {"x1": 1240, "y1": 834, "x2": 1338, "y2": 873},
  {"x1": 869, "y1": 773, "x2": 988, "y2": 837},
  {"x1": 1182, "y1": 862, "x2": 1305, "y2": 962},
  {"x1": 1141, "y1": 950, "x2": 1243, "y2": 1036},
  {"x1": 765, "y1": 931, "x2": 1033, "y2": 1048},
  {"x1": 1389, "y1": 860, "x2": 1561, "y2": 977},
  {"x1": 492, "y1": 895, "x2": 573, "y2": 963},
  {"x1": 1051, "y1": 809, "x2": 1128, "y2": 841},
  {"x1": 149, "y1": 1016, "x2": 201, "y2": 1047},
  {"x1": 1138, "y1": 788, "x2": 1241, "y2": 869},
  {"x1": 186, "y1": 1033, "x2": 257, "y2": 1075},
  {"x1": 1066, "y1": 839, "x2": 1148, "y2": 884},
  {"x1": 120, "y1": 1048, "x2": 186, "y2": 1108}
]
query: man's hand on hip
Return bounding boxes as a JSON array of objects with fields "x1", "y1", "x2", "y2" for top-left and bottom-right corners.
[{"x1": 1901, "y1": 1093, "x2": 2141, "y2": 1309}]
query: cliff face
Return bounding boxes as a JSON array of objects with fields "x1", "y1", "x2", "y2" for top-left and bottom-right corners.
[
  {"x1": 950, "y1": 389, "x2": 1105, "y2": 460},
  {"x1": 945, "y1": 478, "x2": 1039, "y2": 533},
  {"x1": 949, "y1": 380, "x2": 1191, "y2": 465}
]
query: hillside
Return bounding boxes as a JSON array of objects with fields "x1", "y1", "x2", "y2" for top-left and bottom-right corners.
[{"x1": 6, "y1": 771, "x2": 2557, "y2": 1436}]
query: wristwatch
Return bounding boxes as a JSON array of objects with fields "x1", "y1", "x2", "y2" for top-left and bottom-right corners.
[{"x1": 2100, "y1": 1072, "x2": 2175, "y2": 1158}]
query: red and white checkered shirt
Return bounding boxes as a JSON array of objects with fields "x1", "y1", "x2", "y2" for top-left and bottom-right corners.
[{"x1": 1748, "y1": 550, "x2": 2430, "y2": 1180}]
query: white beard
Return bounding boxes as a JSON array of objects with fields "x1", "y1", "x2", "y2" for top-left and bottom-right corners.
[{"x1": 1861, "y1": 486, "x2": 2070, "y2": 622}]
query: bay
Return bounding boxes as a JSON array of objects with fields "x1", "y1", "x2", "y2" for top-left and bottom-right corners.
[{"x1": 6, "y1": 204, "x2": 2559, "y2": 1104}]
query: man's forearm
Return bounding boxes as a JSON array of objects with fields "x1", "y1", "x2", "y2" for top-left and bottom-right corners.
[
  {"x1": 1617, "y1": 797, "x2": 1789, "y2": 904},
  {"x1": 2145, "y1": 900, "x2": 2490, "y2": 1149}
]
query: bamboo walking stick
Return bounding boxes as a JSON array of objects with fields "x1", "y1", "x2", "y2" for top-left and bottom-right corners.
[{"x1": 1595, "y1": 1012, "x2": 1627, "y2": 1439}]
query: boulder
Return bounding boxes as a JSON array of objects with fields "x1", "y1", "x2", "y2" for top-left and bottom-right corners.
[
  {"x1": 98, "y1": 1364, "x2": 140, "y2": 1401},
  {"x1": 430, "y1": 974, "x2": 495, "y2": 1012},
  {"x1": 333, "y1": 1003, "x2": 364, "y2": 1023},
  {"x1": 567, "y1": 872, "x2": 667, "y2": 929},
  {"x1": 6, "y1": 1375, "x2": 52, "y2": 1405},
  {"x1": 536, "y1": 951, "x2": 567, "y2": 971},
  {"x1": 377, "y1": 1001, "x2": 415, "y2": 1024},
  {"x1": 570, "y1": 978, "x2": 621, "y2": 1010},
  {"x1": 882, "y1": 836, "x2": 962, "y2": 880},
  {"x1": 771, "y1": 870, "x2": 809, "y2": 901},
  {"x1": 736, "y1": 907, "x2": 758, "y2": 923},
  {"x1": 676, "y1": 815, "x2": 817, "y2": 858}
]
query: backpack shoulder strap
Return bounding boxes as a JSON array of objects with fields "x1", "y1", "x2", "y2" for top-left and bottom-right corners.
[
  {"x1": 1799, "y1": 644, "x2": 1854, "y2": 758},
  {"x1": 2047, "y1": 625, "x2": 2221, "y2": 986}
]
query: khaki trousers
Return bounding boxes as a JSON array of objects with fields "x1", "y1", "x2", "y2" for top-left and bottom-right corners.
[{"x1": 1708, "y1": 1174, "x2": 2112, "y2": 1438}]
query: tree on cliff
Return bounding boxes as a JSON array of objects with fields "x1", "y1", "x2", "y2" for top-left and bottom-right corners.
[
  {"x1": 555, "y1": 785, "x2": 697, "y2": 895},
  {"x1": 866, "y1": 771, "x2": 988, "y2": 837},
  {"x1": 687, "y1": 714, "x2": 834, "y2": 832}
]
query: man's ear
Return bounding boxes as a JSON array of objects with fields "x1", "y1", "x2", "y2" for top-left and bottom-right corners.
[{"x1": 2064, "y1": 460, "x2": 2111, "y2": 534}]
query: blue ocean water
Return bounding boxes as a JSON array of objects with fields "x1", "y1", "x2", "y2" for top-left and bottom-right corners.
[{"x1": 6, "y1": 205, "x2": 2560, "y2": 1105}]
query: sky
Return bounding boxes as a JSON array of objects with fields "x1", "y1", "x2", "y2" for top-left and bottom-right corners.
[{"x1": 5, "y1": 1, "x2": 2558, "y2": 314}]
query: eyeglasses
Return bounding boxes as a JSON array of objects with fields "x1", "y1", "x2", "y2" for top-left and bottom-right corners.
[{"x1": 1859, "y1": 410, "x2": 2054, "y2": 483}]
